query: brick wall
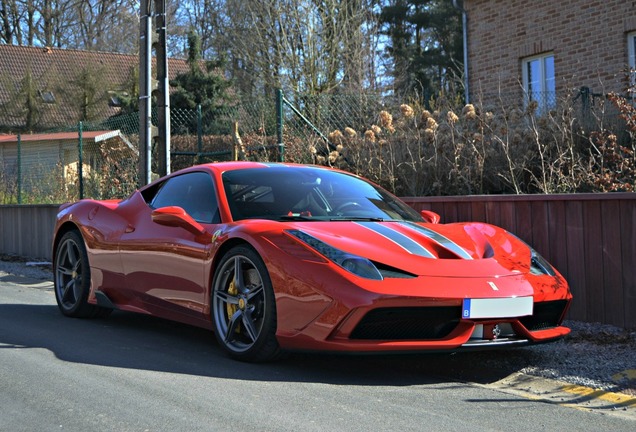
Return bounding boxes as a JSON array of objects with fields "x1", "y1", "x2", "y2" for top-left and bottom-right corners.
[{"x1": 464, "y1": 0, "x2": 636, "y2": 106}]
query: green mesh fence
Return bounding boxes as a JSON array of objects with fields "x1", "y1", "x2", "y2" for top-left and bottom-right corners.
[
  {"x1": 4, "y1": 89, "x2": 624, "y2": 204},
  {"x1": 0, "y1": 91, "x2": 479, "y2": 203},
  {"x1": 0, "y1": 122, "x2": 141, "y2": 204},
  {"x1": 0, "y1": 92, "x2": 345, "y2": 203}
]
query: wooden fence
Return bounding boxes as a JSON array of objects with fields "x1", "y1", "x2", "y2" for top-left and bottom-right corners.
[
  {"x1": 1, "y1": 193, "x2": 635, "y2": 328},
  {"x1": 402, "y1": 193, "x2": 636, "y2": 329}
]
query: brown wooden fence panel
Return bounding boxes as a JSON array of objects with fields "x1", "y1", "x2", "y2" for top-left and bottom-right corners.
[
  {"x1": 564, "y1": 200, "x2": 586, "y2": 321},
  {"x1": 582, "y1": 200, "x2": 605, "y2": 324},
  {"x1": 621, "y1": 201, "x2": 636, "y2": 329},
  {"x1": 403, "y1": 193, "x2": 636, "y2": 329}
]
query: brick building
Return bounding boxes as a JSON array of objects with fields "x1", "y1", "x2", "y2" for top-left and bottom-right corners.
[{"x1": 463, "y1": 0, "x2": 636, "y2": 109}]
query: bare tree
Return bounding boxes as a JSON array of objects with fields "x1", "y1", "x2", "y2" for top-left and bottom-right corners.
[
  {"x1": 1, "y1": 0, "x2": 138, "y2": 52},
  {"x1": 35, "y1": 0, "x2": 80, "y2": 48},
  {"x1": 0, "y1": 0, "x2": 29, "y2": 44},
  {"x1": 172, "y1": 0, "x2": 224, "y2": 59},
  {"x1": 67, "y1": 0, "x2": 138, "y2": 52},
  {"x1": 174, "y1": 0, "x2": 381, "y2": 98}
]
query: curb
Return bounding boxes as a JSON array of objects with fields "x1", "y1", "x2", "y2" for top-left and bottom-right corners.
[
  {"x1": 486, "y1": 372, "x2": 636, "y2": 420},
  {"x1": 0, "y1": 270, "x2": 53, "y2": 289}
]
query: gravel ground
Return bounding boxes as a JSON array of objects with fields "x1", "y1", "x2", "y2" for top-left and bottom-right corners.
[{"x1": 1, "y1": 254, "x2": 634, "y2": 396}]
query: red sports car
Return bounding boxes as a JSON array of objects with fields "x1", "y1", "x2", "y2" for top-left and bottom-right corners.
[{"x1": 53, "y1": 162, "x2": 572, "y2": 361}]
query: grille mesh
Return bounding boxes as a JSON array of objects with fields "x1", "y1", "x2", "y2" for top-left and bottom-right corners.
[
  {"x1": 350, "y1": 307, "x2": 461, "y2": 340},
  {"x1": 519, "y1": 300, "x2": 568, "y2": 331}
]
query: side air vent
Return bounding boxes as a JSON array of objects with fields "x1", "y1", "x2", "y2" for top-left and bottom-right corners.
[{"x1": 375, "y1": 263, "x2": 417, "y2": 279}]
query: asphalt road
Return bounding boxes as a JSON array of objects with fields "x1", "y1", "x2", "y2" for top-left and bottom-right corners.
[{"x1": 1, "y1": 275, "x2": 634, "y2": 432}]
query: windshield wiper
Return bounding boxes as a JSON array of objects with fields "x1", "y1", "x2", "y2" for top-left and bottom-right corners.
[
  {"x1": 329, "y1": 216, "x2": 385, "y2": 222},
  {"x1": 278, "y1": 214, "x2": 316, "y2": 221},
  {"x1": 278, "y1": 215, "x2": 387, "y2": 222}
]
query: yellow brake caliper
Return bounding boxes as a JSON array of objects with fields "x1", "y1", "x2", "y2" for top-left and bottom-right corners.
[
  {"x1": 225, "y1": 279, "x2": 238, "y2": 312},
  {"x1": 226, "y1": 278, "x2": 240, "y2": 333},
  {"x1": 225, "y1": 269, "x2": 259, "y2": 336}
]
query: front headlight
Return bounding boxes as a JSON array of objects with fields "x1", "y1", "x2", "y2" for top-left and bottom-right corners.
[
  {"x1": 530, "y1": 249, "x2": 556, "y2": 276},
  {"x1": 286, "y1": 230, "x2": 383, "y2": 280},
  {"x1": 508, "y1": 232, "x2": 556, "y2": 276}
]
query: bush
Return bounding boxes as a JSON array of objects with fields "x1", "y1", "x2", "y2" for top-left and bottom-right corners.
[{"x1": 290, "y1": 92, "x2": 634, "y2": 196}]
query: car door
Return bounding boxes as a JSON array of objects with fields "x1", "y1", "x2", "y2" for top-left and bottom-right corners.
[{"x1": 118, "y1": 171, "x2": 220, "y2": 325}]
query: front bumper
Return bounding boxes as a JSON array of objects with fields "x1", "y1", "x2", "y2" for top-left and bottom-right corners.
[{"x1": 276, "y1": 299, "x2": 571, "y2": 353}]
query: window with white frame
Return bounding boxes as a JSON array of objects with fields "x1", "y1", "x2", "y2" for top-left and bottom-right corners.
[
  {"x1": 522, "y1": 53, "x2": 555, "y2": 113},
  {"x1": 628, "y1": 31, "x2": 636, "y2": 89}
]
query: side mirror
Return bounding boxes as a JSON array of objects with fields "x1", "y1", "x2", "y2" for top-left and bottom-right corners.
[
  {"x1": 420, "y1": 210, "x2": 441, "y2": 224},
  {"x1": 151, "y1": 206, "x2": 206, "y2": 235}
]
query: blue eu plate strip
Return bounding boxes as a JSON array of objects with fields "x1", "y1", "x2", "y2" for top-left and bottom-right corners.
[{"x1": 462, "y1": 299, "x2": 471, "y2": 318}]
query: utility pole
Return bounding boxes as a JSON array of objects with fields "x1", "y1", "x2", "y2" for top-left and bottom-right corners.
[
  {"x1": 139, "y1": 0, "x2": 153, "y2": 186},
  {"x1": 155, "y1": 0, "x2": 170, "y2": 177},
  {"x1": 139, "y1": 0, "x2": 170, "y2": 186}
]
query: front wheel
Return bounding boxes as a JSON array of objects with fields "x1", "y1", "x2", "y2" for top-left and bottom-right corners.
[
  {"x1": 54, "y1": 230, "x2": 111, "y2": 318},
  {"x1": 211, "y1": 246, "x2": 280, "y2": 362}
]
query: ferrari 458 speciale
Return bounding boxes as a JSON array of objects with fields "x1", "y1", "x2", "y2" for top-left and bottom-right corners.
[{"x1": 53, "y1": 162, "x2": 572, "y2": 361}]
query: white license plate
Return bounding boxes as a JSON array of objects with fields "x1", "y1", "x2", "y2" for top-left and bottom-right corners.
[{"x1": 462, "y1": 297, "x2": 533, "y2": 319}]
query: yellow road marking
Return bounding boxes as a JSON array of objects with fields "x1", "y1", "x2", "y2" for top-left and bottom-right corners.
[
  {"x1": 561, "y1": 384, "x2": 636, "y2": 407},
  {"x1": 489, "y1": 372, "x2": 636, "y2": 418},
  {"x1": 612, "y1": 369, "x2": 636, "y2": 383}
]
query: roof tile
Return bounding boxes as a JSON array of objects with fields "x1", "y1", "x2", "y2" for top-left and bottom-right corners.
[{"x1": 0, "y1": 44, "x2": 190, "y2": 131}]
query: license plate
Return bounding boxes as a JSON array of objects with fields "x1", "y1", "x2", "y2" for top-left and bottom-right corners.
[{"x1": 462, "y1": 297, "x2": 533, "y2": 319}]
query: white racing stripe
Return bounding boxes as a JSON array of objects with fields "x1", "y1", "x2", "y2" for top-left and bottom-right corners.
[
  {"x1": 355, "y1": 222, "x2": 437, "y2": 258},
  {"x1": 400, "y1": 222, "x2": 473, "y2": 260}
]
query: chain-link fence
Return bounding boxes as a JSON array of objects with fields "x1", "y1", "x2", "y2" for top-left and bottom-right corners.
[
  {"x1": 1, "y1": 88, "x2": 632, "y2": 204},
  {"x1": 0, "y1": 91, "x2": 362, "y2": 204},
  {"x1": 0, "y1": 122, "x2": 140, "y2": 204}
]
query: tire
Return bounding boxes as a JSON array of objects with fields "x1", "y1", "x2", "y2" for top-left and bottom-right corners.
[
  {"x1": 53, "y1": 230, "x2": 111, "y2": 319},
  {"x1": 211, "y1": 245, "x2": 280, "y2": 362}
]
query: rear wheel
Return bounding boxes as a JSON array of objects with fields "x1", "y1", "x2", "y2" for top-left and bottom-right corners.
[
  {"x1": 54, "y1": 230, "x2": 111, "y2": 318},
  {"x1": 211, "y1": 246, "x2": 280, "y2": 362}
]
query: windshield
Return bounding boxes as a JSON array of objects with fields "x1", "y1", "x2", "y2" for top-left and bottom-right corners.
[{"x1": 222, "y1": 166, "x2": 423, "y2": 222}]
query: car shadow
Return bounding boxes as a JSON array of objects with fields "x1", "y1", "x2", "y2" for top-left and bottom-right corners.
[{"x1": 0, "y1": 302, "x2": 540, "y2": 387}]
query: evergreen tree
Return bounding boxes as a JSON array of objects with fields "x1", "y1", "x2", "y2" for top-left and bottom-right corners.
[
  {"x1": 170, "y1": 31, "x2": 234, "y2": 134},
  {"x1": 380, "y1": 0, "x2": 463, "y2": 101},
  {"x1": 0, "y1": 67, "x2": 46, "y2": 132},
  {"x1": 67, "y1": 66, "x2": 108, "y2": 122},
  {"x1": 114, "y1": 66, "x2": 140, "y2": 115}
]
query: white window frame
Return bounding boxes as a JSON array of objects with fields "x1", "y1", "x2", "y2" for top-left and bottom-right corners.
[{"x1": 522, "y1": 53, "x2": 556, "y2": 113}]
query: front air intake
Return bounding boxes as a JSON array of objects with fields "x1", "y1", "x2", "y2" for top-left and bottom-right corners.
[
  {"x1": 350, "y1": 307, "x2": 461, "y2": 340},
  {"x1": 519, "y1": 300, "x2": 569, "y2": 331}
]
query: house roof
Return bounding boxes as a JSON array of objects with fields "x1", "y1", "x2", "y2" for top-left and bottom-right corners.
[
  {"x1": 0, "y1": 130, "x2": 138, "y2": 154},
  {"x1": 0, "y1": 44, "x2": 191, "y2": 131}
]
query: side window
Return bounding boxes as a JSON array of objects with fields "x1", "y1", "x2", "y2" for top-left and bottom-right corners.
[
  {"x1": 522, "y1": 53, "x2": 555, "y2": 114},
  {"x1": 150, "y1": 172, "x2": 220, "y2": 223},
  {"x1": 628, "y1": 31, "x2": 636, "y2": 89}
]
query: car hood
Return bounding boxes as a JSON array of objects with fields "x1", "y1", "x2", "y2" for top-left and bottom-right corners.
[{"x1": 285, "y1": 221, "x2": 531, "y2": 278}]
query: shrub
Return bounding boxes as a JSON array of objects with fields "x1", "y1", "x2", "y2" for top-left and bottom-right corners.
[{"x1": 295, "y1": 91, "x2": 634, "y2": 196}]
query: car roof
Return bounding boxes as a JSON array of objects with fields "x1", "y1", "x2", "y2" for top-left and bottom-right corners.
[
  {"x1": 202, "y1": 161, "x2": 330, "y2": 174},
  {"x1": 137, "y1": 162, "x2": 349, "y2": 195}
]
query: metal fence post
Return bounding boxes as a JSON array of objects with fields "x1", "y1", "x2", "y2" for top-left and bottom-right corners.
[
  {"x1": 197, "y1": 104, "x2": 202, "y2": 164},
  {"x1": 276, "y1": 89, "x2": 285, "y2": 162},
  {"x1": 78, "y1": 122, "x2": 84, "y2": 199},
  {"x1": 17, "y1": 133, "x2": 22, "y2": 204},
  {"x1": 579, "y1": 86, "x2": 591, "y2": 128}
]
